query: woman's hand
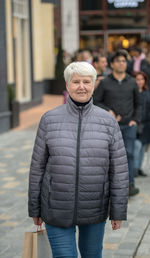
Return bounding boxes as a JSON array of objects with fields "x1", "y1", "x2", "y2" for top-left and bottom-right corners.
[
  {"x1": 109, "y1": 110, "x2": 116, "y2": 118},
  {"x1": 111, "y1": 220, "x2": 122, "y2": 230},
  {"x1": 33, "y1": 217, "x2": 43, "y2": 226}
]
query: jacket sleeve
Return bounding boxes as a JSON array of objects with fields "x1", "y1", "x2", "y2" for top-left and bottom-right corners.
[
  {"x1": 132, "y1": 82, "x2": 142, "y2": 123},
  {"x1": 28, "y1": 114, "x2": 49, "y2": 217},
  {"x1": 93, "y1": 81, "x2": 110, "y2": 111},
  {"x1": 109, "y1": 121, "x2": 129, "y2": 221}
]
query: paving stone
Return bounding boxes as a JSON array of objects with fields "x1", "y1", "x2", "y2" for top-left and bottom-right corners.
[
  {"x1": 103, "y1": 249, "x2": 113, "y2": 257},
  {"x1": 114, "y1": 248, "x2": 135, "y2": 256},
  {"x1": 113, "y1": 255, "x2": 133, "y2": 258},
  {"x1": 118, "y1": 242, "x2": 138, "y2": 249}
]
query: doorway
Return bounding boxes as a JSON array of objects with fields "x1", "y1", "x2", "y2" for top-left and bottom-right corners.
[{"x1": 13, "y1": 0, "x2": 31, "y2": 103}]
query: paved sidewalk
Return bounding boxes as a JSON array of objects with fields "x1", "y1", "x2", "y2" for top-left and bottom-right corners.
[
  {"x1": 13, "y1": 94, "x2": 63, "y2": 131},
  {"x1": 0, "y1": 95, "x2": 150, "y2": 258},
  {"x1": 103, "y1": 150, "x2": 150, "y2": 258}
]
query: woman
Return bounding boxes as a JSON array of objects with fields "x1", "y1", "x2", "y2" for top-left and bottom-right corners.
[
  {"x1": 141, "y1": 52, "x2": 150, "y2": 90},
  {"x1": 134, "y1": 71, "x2": 150, "y2": 177},
  {"x1": 28, "y1": 62, "x2": 129, "y2": 258}
]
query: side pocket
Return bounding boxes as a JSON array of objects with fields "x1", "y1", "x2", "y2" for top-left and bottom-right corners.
[
  {"x1": 101, "y1": 182, "x2": 105, "y2": 206},
  {"x1": 48, "y1": 177, "x2": 52, "y2": 208}
]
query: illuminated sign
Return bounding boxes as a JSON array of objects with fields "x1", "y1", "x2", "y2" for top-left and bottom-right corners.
[{"x1": 107, "y1": 0, "x2": 144, "y2": 8}]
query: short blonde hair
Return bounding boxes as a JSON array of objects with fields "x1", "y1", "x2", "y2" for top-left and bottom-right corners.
[{"x1": 64, "y1": 62, "x2": 97, "y2": 86}]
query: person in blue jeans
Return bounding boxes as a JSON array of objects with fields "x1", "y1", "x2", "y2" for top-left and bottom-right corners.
[
  {"x1": 134, "y1": 139, "x2": 146, "y2": 176},
  {"x1": 28, "y1": 62, "x2": 129, "y2": 258},
  {"x1": 119, "y1": 124, "x2": 137, "y2": 184},
  {"x1": 93, "y1": 49, "x2": 141, "y2": 197},
  {"x1": 45, "y1": 222, "x2": 106, "y2": 258}
]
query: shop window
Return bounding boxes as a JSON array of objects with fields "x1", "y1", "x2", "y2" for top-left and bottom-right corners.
[
  {"x1": 80, "y1": 0, "x2": 102, "y2": 10},
  {"x1": 80, "y1": 35, "x2": 104, "y2": 50},
  {"x1": 107, "y1": 34, "x2": 141, "y2": 52},
  {"x1": 80, "y1": 15, "x2": 103, "y2": 31},
  {"x1": 107, "y1": 12, "x2": 146, "y2": 29}
]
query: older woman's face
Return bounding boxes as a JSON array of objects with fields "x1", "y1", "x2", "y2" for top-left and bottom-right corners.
[{"x1": 66, "y1": 74, "x2": 94, "y2": 103}]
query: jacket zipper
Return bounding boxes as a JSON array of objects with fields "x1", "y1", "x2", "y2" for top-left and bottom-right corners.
[{"x1": 73, "y1": 106, "x2": 83, "y2": 224}]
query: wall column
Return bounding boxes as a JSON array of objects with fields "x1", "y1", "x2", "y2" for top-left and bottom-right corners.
[{"x1": 0, "y1": 0, "x2": 11, "y2": 133}]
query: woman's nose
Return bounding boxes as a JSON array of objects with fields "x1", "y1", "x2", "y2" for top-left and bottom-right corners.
[{"x1": 78, "y1": 82, "x2": 84, "y2": 88}]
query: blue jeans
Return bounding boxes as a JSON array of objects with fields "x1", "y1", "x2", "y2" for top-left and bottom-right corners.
[
  {"x1": 120, "y1": 124, "x2": 137, "y2": 184},
  {"x1": 134, "y1": 139, "x2": 146, "y2": 169},
  {"x1": 45, "y1": 221, "x2": 106, "y2": 258}
]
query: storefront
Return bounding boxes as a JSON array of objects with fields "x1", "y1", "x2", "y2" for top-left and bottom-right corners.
[
  {"x1": 79, "y1": 0, "x2": 150, "y2": 54},
  {"x1": 0, "y1": 0, "x2": 55, "y2": 133}
]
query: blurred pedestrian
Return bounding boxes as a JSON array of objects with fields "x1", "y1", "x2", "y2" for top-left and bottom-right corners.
[
  {"x1": 121, "y1": 49, "x2": 133, "y2": 75},
  {"x1": 72, "y1": 50, "x2": 83, "y2": 62},
  {"x1": 93, "y1": 54, "x2": 111, "y2": 89},
  {"x1": 62, "y1": 89, "x2": 69, "y2": 104},
  {"x1": 28, "y1": 61, "x2": 129, "y2": 258},
  {"x1": 63, "y1": 50, "x2": 72, "y2": 66},
  {"x1": 93, "y1": 49, "x2": 141, "y2": 197},
  {"x1": 80, "y1": 49, "x2": 93, "y2": 64},
  {"x1": 134, "y1": 72, "x2": 150, "y2": 177},
  {"x1": 141, "y1": 52, "x2": 150, "y2": 90},
  {"x1": 131, "y1": 47, "x2": 146, "y2": 73}
]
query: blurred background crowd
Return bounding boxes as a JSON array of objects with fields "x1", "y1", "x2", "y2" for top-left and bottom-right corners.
[{"x1": 62, "y1": 47, "x2": 150, "y2": 198}]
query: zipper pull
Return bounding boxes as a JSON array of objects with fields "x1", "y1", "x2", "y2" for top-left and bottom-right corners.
[{"x1": 78, "y1": 106, "x2": 83, "y2": 116}]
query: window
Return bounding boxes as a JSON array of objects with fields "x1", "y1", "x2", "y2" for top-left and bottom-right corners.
[
  {"x1": 107, "y1": 12, "x2": 146, "y2": 29},
  {"x1": 81, "y1": 0, "x2": 102, "y2": 10},
  {"x1": 41, "y1": 0, "x2": 59, "y2": 3},
  {"x1": 80, "y1": 35, "x2": 104, "y2": 50},
  {"x1": 12, "y1": 0, "x2": 28, "y2": 19},
  {"x1": 80, "y1": 15, "x2": 103, "y2": 31}
]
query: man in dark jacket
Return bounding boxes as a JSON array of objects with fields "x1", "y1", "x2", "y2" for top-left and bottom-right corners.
[{"x1": 94, "y1": 49, "x2": 141, "y2": 197}]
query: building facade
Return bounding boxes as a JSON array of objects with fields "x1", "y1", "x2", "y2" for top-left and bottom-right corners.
[
  {"x1": 58, "y1": 0, "x2": 150, "y2": 55},
  {"x1": 0, "y1": 0, "x2": 55, "y2": 133},
  {"x1": 79, "y1": 0, "x2": 150, "y2": 53}
]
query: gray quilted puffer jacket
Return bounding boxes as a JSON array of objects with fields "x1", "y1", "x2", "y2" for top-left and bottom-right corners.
[{"x1": 28, "y1": 97, "x2": 129, "y2": 228}]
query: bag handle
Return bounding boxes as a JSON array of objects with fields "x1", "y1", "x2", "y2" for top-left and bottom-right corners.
[{"x1": 37, "y1": 224, "x2": 43, "y2": 232}]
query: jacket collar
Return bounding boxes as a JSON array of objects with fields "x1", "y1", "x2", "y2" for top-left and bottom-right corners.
[
  {"x1": 110, "y1": 73, "x2": 129, "y2": 82},
  {"x1": 66, "y1": 96, "x2": 93, "y2": 117}
]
